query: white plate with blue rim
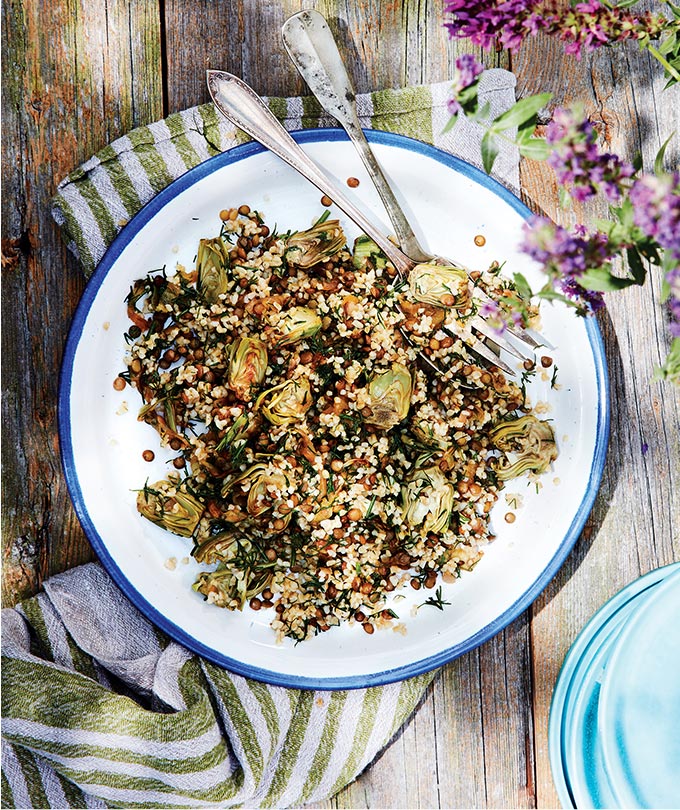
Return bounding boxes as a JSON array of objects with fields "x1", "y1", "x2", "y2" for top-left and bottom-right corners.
[{"x1": 59, "y1": 129, "x2": 609, "y2": 689}]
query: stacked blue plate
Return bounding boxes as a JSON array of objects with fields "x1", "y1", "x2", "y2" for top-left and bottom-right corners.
[{"x1": 549, "y1": 562, "x2": 680, "y2": 808}]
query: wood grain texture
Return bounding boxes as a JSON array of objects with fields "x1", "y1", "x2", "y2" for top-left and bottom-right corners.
[
  {"x1": 2, "y1": 1, "x2": 678, "y2": 808},
  {"x1": 1, "y1": 0, "x2": 163, "y2": 605},
  {"x1": 513, "y1": 26, "x2": 680, "y2": 808}
]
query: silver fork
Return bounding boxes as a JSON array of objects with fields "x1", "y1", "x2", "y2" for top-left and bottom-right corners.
[
  {"x1": 207, "y1": 70, "x2": 523, "y2": 376},
  {"x1": 281, "y1": 9, "x2": 541, "y2": 365}
]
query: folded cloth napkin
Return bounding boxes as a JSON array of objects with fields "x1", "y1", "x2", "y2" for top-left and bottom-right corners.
[
  {"x1": 51, "y1": 71, "x2": 518, "y2": 277},
  {"x1": 2, "y1": 71, "x2": 518, "y2": 809}
]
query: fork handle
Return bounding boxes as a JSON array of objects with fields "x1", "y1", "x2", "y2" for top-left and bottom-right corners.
[
  {"x1": 281, "y1": 10, "x2": 432, "y2": 264},
  {"x1": 207, "y1": 70, "x2": 413, "y2": 277}
]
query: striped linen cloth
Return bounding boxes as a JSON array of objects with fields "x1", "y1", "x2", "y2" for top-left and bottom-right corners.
[
  {"x1": 51, "y1": 71, "x2": 518, "y2": 276},
  {"x1": 2, "y1": 71, "x2": 518, "y2": 809}
]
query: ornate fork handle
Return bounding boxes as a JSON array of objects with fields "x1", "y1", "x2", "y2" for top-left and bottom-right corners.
[
  {"x1": 207, "y1": 70, "x2": 523, "y2": 375},
  {"x1": 207, "y1": 70, "x2": 413, "y2": 277}
]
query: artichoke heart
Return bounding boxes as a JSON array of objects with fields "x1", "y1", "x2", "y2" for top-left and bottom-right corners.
[
  {"x1": 193, "y1": 561, "x2": 273, "y2": 611},
  {"x1": 136, "y1": 479, "x2": 203, "y2": 537},
  {"x1": 401, "y1": 466, "x2": 456, "y2": 535},
  {"x1": 196, "y1": 237, "x2": 230, "y2": 303},
  {"x1": 409, "y1": 419, "x2": 451, "y2": 450},
  {"x1": 352, "y1": 235, "x2": 386, "y2": 270},
  {"x1": 490, "y1": 415, "x2": 558, "y2": 480},
  {"x1": 222, "y1": 462, "x2": 292, "y2": 520},
  {"x1": 272, "y1": 306, "x2": 322, "y2": 346},
  {"x1": 227, "y1": 336, "x2": 268, "y2": 400},
  {"x1": 192, "y1": 531, "x2": 240, "y2": 565},
  {"x1": 285, "y1": 219, "x2": 346, "y2": 268},
  {"x1": 255, "y1": 378, "x2": 312, "y2": 426},
  {"x1": 409, "y1": 263, "x2": 470, "y2": 309},
  {"x1": 364, "y1": 363, "x2": 413, "y2": 429}
]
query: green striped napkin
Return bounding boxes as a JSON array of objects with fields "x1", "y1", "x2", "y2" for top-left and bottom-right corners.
[
  {"x1": 2, "y1": 72, "x2": 518, "y2": 809},
  {"x1": 51, "y1": 72, "x2": 518, "y2": 277},
  {"x1": 2, "y1": 564, "x2": 433, "y2": 808}
]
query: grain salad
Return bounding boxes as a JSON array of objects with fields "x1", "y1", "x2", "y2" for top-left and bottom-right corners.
[{"x1": 119, "y1": 205, "x2": 558, "y2": 642}]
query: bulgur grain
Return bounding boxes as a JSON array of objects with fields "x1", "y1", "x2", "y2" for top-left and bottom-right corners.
[{"x1": 124, "y1": 206, "x2": 556, "y2": 642}]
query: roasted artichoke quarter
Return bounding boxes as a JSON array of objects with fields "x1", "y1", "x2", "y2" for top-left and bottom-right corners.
[
  {"x1": 490, "y1": 414, "x2": 558, "y2": 480},
  {"x1": 136, "y1": 479, "x2": 204, "y2": 537},
  {"x1": 284, "y1": 219, "x2": 346, "y2": 268},
  {"x1": 196, "y1": 237, "x2": 230, "y2": 303},
  {"x1": 272, "y1": 306, "x2": 322, "y2": 346},
  {"x1": 401, "y1": 466, "x2": 456, "y2": 535},
  {"x1": 363, "y1": 363, "x2": 413, "y2": 429},
  {"x1": 409, "y1": 263, "x2": 470, "y2": 310},
  {"x1": 227, "y1": 336, "x2": 268, "y2": 400},
  {"x1": 255, "y1": 378, "x2": 313, "y2": 426},
  {"x1": 222, "y1": 462, "x2": 293, "y2": 523},
  {"x1": 193, "y1": 561, "x2": 273, "y2": 611}
]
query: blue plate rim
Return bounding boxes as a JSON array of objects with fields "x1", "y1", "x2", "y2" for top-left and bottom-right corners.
[
  {"x1": 59, "y1": 128, "x2": 611, "y2": 690},
  {"x1": 548, "y1": 561, "x2": 680, "y2": 808},
  {"x1": 597, "y1": 566, "x2": 680, "y2": 807}
]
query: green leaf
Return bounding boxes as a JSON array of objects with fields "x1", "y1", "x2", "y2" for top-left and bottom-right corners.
[
  {"x1": 578, "y1": 268, "x2": 637, "y2": 292},
  {"x1": 535, "y1": 286, "x2": 581, "y2": 310},
  {"x1": 518, "y1": 138, "x2": 551, "y2": 161},
  {"x1": 632, "y1": 151, "x2": 643, "y2": 173},
  {"x1": 491, "y1": 93, "x2": 552, "y2": 132},
  {"x1": 481, "y1": 130, "x2": 500, "y2": 175},
  {"x1": 469, "y1": 100, "x2": 492, "y2": 125},
  {"x1": 654, "y1": 132, "x2": 675, "y2": 174},
  {"x1": 512, "y1": 272, "x2": 534, "y2": 301},
  {"x1": 558, "y1": 185, "x2": 573, "y2": 209},
  {"x1": 441, "y1": 114, "x2": 458, "y2": 135},
  {"x1": 653, "y1": 338, "x2": 680, "y2": 385},
  {"x1": 664, "y1": 1, "x2": 680, "y2": 21},
  {"x1": 610, "y1": 196, "x2": 635, "y2": 228},
  {"x1": 626, "y1": 247, "x2": 647, "y2": 285},
  {"x1": 515, "y1": 116, "x2": 539, "y2": 145},
  {"x1": 662, "y1": 249, "x2": 678, "y2": 274}
]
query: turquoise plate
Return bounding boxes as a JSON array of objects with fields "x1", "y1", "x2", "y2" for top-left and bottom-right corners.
[
  {"x1": 549, "y1": 562, "x2": 680, "y2": 808},
  {"x1": 598, "y1": 567, "x2": 680, "y2": 809}
]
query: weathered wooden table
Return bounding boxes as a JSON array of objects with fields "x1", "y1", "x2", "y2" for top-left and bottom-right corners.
[{"x1": 3, "y1": 1, "x2": 678, "y2": 807}]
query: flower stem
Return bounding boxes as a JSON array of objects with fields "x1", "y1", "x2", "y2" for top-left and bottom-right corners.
[{"x1": 645, "y1": 43, "x2": 680, "y2": 83}]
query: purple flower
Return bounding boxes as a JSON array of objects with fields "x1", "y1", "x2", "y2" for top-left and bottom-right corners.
[
  {"x1": 521, "y1": 216, "x2": 619, "y2": 313},
  {"x1": 630, "y1": 173, "x2": 680, "y2": 261},
  {"x1": 557, "y1": 277, "x2": 606, "y2": 313},
  {"x1": 447, "y1": 54, "x2": 485, "y2": 115},
  {"x1": 546, "y1": 108, "x2": 634, "y2": 203},
  {"x1": 629, "y1": 172, "x2": 680, "y2": 340},
  {"x1": 455, "y1": 54, "x2": 484, "y2": 87},
  {"x1": 478, "y1": 291, "x2": 526, "y2": 333},
  {"x1": 443, "y1": 0, "x2": 667, "y2": 57},
  {"x1": 575, "y1": 1, "x2": 601, "y2": 13},
  {"x1": 479, "y1": 298, "x2": 501, "y2": 319},
  {"x1": 443, "y1": 0, "x2": 544, "y2": 51}
]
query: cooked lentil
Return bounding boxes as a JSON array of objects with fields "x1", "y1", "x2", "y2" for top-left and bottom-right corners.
[{"x1": 122, "y1": 207, "x2": 556, "y2": 641}]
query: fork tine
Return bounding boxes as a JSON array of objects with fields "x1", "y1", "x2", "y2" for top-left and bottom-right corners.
[
  {"x1": 402, "y1": 325, "x2": 517, "y2": 377},
  {"x1": 469, "y1": 316, "x2": 534, "y2": 361},
  {"x1": 463, "y1": 333, "x2": 517, "y2": 376},
  {"x1": 471, "y1": 289, "x2": 548, "y2": 349},
  {"x1": 504, "y1": 324, "x2": 543, "y2": 349}
]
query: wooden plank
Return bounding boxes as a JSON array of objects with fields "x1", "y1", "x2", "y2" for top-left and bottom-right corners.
[
  {"x1": 161, "y1": 0, "x2": 507, "y2": 111},
  {"x1": 1, "y1": 0, "x2": 163, "y2": 606},
  {"x1": 514, "y1": 30, "x2": 680, "y2": 809}
]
